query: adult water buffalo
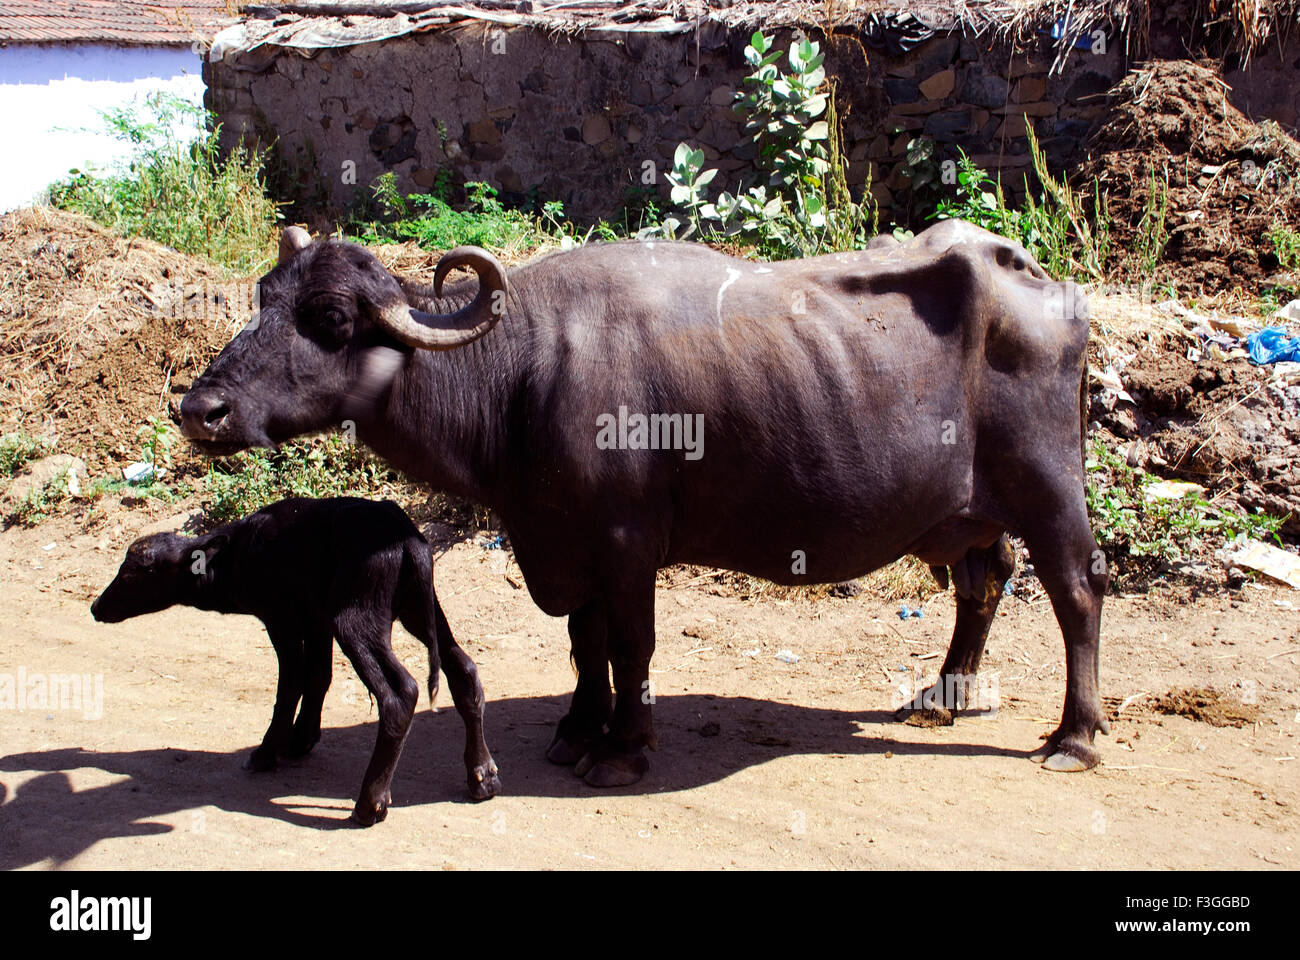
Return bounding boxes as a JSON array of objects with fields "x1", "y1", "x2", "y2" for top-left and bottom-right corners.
[{"x1": 180, "y1": 219, "x2": 1108, "y2": 786}]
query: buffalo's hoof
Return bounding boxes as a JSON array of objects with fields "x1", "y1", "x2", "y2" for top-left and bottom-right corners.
[
  {"x1": 894, "y1": 699, "x2": 955, "y2": 728},
  {"x1": 350, "y1": 792, "x2": 391, "y2": 826},
  {"x1": 575, "y1": 747, "x2": 648, "y2": 787},
  {"x1": 1030, "y1": 726, "x2": 1105, "y2": 772},
  {"x1": 545, "y1": 727, "x2": 598, "y2": 766},
  {"x1": 243, "y1": 747, "x2": 278, "y2": 772},
  {"x1": 468, "y1": 759, "x2": 502, "y2": 801}
]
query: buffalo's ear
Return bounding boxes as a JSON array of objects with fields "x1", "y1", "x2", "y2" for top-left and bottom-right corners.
[{"x1": 278, "y1": 226, "x2": 313, "y2": 265}]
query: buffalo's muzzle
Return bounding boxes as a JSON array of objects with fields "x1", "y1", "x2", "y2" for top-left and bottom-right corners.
[{"x1": 180, "y1": 389, "x2": 232, "y2": 441}]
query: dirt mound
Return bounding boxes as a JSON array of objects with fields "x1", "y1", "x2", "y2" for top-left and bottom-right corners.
[
  {"x1": 1150, "y1": 686, "x2": 1260, "y2": 727},
  {"x1": 1076, "y1": 60, "x2": 1300, "y2": 294},
  {"x1": 1094, "y1": 342, "x2": 1300, "y2": 533},
  {"x1": 0, "y1": 207, "x2": 253, "y2": 478}
]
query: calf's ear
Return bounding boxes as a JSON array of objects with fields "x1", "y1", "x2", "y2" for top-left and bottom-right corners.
[
  {"x1": 279, "y1": 226, "x2": 313, "y2": 265},
  {"x1": 192, "y1": 533, "x2": 230, "y2": 585}
]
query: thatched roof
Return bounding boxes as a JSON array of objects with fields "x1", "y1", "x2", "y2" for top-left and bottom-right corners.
[{"x1": 215, "y1": 0, "x2": 1300, "y2": 71}]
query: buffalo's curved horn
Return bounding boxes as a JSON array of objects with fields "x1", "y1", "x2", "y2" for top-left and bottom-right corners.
[
  {"x1": 278, "y1": 225, "x2": 312, "y2": 265},
  {"x1": 375, "y1": 246, "x2": 508, "y2": 351}
]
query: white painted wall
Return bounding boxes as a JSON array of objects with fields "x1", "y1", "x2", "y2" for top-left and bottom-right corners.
[{"x1": 0, "y1": 43, "x2": 206, "y2": 212}]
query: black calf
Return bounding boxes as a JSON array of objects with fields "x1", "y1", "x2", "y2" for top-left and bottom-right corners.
[{"x1": 92, "y1": 496, "x2": 500, "y2": 825}]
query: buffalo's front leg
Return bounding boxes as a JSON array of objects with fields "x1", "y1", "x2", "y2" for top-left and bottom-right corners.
[
  {"x1": 546, "y1": 599, "x2": 612, "y2": 765},
  {"x1": 897, "y1": 537, "x2": 1015, "y2": 727},
  {"x1": 573, "y1": 576, "x2": 656, "y2": 787},
  {"x1": 246, "y1": 624, "x2": 305, "y2": 772}
]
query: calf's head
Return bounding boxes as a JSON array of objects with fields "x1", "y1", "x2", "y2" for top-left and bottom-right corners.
[
  {"x1": 179, "y1": 227, "x2": 507, "y2": 455},
  {"x1": 91, "y1": 532, "x2": 204, "y2": 622}
]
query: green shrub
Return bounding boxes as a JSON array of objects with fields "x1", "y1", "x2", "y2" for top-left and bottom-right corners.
[
  {"x1": 655, "y1": 31, "x2": 872, "y2": 259},
  {"x1": 929, "y1": 131, "x2": 1113, "y2": 282},
  {"x1": 1086, "y1": 439, "x2": 1285, "y2": 580},
  {"x1": 1267, "y1": 223, "x2": 1300, "y2": 271},
  {"x1": 351, "y1": 174, "x2": 571, "y2": 253},
  {"x1": 201, "y1": 434, "x2": 401, "y2": 525},
  {"x1": 8, "y1": 467, "x2": 71, "y2": 527},
  {"x1": 0, "y1": 433, "x2": 51, "y2": 477},
  {"x1": 47, "y1": 91, "x2": 279, "y2": 274}
]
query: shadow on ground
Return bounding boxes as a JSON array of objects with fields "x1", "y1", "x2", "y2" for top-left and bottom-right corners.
[{"x1": 0, "y1": 692, "x2": 1021, "y2": 868}]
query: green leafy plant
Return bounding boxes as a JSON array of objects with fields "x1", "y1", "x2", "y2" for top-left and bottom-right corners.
[
  {"x1": 892, "y1": 134, "x2": 947, "y2": 226},
  {"x1": 0, "y1": 433, "x2": 51, "y2": 477},
  {"x1": 1267, "y1": 223, "x2": 1300, "y2": 271},
  {"x1": 47, "y1": 92, "x2": 280, "y2": 274},
  {"x1": 655, "y1": 31, "x2": 872, "y2": 259},
  {"x1": 136, "y1": 415, "x2": 176, "y2": 476},
  {"x1": 8, "y1": 468, "x2": 71, "y2": 527},
  {"x1": 931, "y1": 149, "x2": 1020, "y2": 237},
  {"x1": 1086, "y1": 438, "x2": 1286, "y2": 582},
  {"x1": 928, "y1": 130, "x2": 1115, "y2": 283},
  {"x1": 201, "y1": 434, "x2": 401, "y2": 525},
  {"x1": 352, "y1": 173, "x2": 569, "y2": 253}
]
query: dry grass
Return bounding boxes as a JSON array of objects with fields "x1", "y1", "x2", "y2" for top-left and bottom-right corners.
[
  {"x1": 0, "y1": 206, "x2": 239, "y2": 429},
  {"x1": 659, "y1": 555, "x2": 944, "y2": 605}
]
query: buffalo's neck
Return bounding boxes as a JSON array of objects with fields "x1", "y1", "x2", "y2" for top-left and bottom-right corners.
[{"x1": 359, "y1": 292, "x2": 524, "y2": 507}]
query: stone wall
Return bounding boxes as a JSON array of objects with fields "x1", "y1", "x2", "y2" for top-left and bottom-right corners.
[{"x1": 204, "y1": 18, "x2": 1300, "y2": 226}]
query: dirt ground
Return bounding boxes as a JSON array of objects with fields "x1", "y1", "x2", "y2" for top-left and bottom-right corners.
[{"x1": 1, "y1": 503, "x2": 1296, "y2": 870}]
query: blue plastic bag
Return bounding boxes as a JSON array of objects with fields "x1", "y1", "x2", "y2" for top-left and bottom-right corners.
[{"x1": 1246, "y1": 327, "x2": 1300, "y2": 365}]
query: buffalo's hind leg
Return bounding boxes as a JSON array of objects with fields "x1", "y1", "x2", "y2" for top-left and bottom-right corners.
[
  {"x1": 400, "y1": 584, "x2": 501, "y2": 801},
  {"x1": 1019, "y1": 481, "x2": 1110, "y2": 772},
  {"x1": 546, "y1": 599, "x2": 612, "y2": 766},
  {"x1": 897, "y1": 536, "x2": 1015, "y2": 727}
]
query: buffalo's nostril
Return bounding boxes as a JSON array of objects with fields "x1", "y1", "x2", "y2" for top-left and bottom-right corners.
[{"x1": 180, "y1": 390, "x2": 231, "y2": 439}]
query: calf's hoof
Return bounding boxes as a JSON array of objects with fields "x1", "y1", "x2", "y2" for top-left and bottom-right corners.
[
  {"x1": 350, "y1": 791, "x2": 391, "y2": 826},
  {"x1": 243, "y1": 747, "x2": 278, "y2": 772},
  {"x1": 468, "y1": 759, "x2": 502, "y2": 802},
  {"x1": 285, "y1": 729, "x2": 321, "y2": 759},
  {"x1": 575, "y1": 746, "x2": 648, "y2": 787}
]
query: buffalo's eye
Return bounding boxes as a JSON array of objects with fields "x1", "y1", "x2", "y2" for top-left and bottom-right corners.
[{"x1": 300, "y1": 299, "x2": 354, "y2": 346}]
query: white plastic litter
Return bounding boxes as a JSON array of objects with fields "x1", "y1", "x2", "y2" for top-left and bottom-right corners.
[
  {"x1": 1143, "y1": 480, "x2": 1205, "y2": 502},
  {"x1": 1227, "y1": 539, "x2": 1300, "y2": 590},
  {"x1": 1271, "y1": 299, "x2": 1300, "y2": 324},
  {"x1": 1091, "y1": 365, "x2": 1134, "y2": 404},
  {"x1": 774, "y1": 650, "x2": 799, "y2": 664},
  {"x1": 123, "y1": 462, "x2": 155, "y2": 483}
]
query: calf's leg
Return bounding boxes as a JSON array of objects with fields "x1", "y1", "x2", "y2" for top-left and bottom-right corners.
[
  {"x1": 335, "y1": 610, "x2": 420, "y2": 825},
  {"x1": 399, "y1": 588, "x2": 500, "y2": 801},
  {"x1": 246, "y1": 623, "x2": 306, "y2": 772},
  {"x1": 287, "y1": 630, "x2": 333, "y2": 758},
  {"x1": 897, "y1": 536, "x2": 1015, "y2": 726}
]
